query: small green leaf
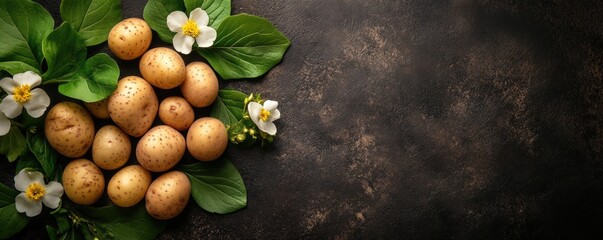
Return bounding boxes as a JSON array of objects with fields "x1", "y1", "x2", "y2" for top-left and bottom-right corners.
[
  {"x1": 0, "y1": 0, "x2": 54, "y2": 70},
  {"x1": 58, "y1": 53, "x2": 119, "y2": 102},
  {"x1": 0, "y1": 126, "x2": 27, "y2": 162},
  {"x1": 198, "y1": 14, "x2": 290, "y2": 79},
  {"x1": 210, "y1": 89, "x2": 247, "y2": 126},
  {"x1": 26, "y1": 131, "x2": 57, "y2": 178},
  {"x1": 42, "y1": 22, "x2": 87, "y2": 81},
  {"x1": 73, "y1": 203, "x2": 166, "y2": 240},
  {"x1": 0, "y1": 204, "x2": 29, "y2": 239},
  {"x1": 180, "y1": 158, "x2": 247, "y2": 214},
  {"x1": 15, "y1": 150, "x2": 43, "y2": 175},
  {"x1": 184, "y1": 0, "x2": 231, "y2": 28},
  {"x1": 143, "y1": 0, "x2": 185, "y2": 43},
  {"x1": 0, "y1": 61, "x2": 39, "y2": 76},
  {"x1": 0, "y1": 182, "x2": 17, "y2": 207},
  {"x1": 60, "y1": 0, "x2": 122, "y2": 46}
]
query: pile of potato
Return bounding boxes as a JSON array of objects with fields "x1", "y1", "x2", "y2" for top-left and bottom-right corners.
[{"x1": 43, "y1": 18, "x2": 228, "y2": 220}]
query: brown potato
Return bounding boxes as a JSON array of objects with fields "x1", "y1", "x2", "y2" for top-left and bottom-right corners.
[
  {"x1": 92, "y1": 125, "x2": 131, "y2": 170},
  {"x1": 181, "y1": 62, "x2": 219, "y2": 108},
  {"x1": 62, "y1": 159, "x2": 105, "y2": 205},
  {"x1": 45, "y1": 102, "x2": 95, "y2": 158},
  {"x1": 139, "y1": 47, "x2": 186, "y2": 89},
  {"x1": 145, "y1": 171, "x2": 190, "y2": 220},
  {"x1": 186, "y1": 117, "x2": 228, "y2": 161},
  {"x1": 108, "y1": 18, "x2": 152, "y2": 60},
  {"x1": 136, "y1": 125, "x2": 186, "y2": 172},
  {"x1": 84, "y1": 98, "x2": 110, "y2": 119},
  {"x1": 108, "y1": 76, "x2": 158, "y2": 137},
  {"x1": 158, "y1": 96, "x2": 194, "y2": 131},
  {"x1": 108, "y1": 165, "x2": 152, "y2": 207}
]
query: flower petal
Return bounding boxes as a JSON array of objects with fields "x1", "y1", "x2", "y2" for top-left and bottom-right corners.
[
  {"x1": 16, "y1": 193, "x2": 43, "y2": 217},
  {"x1": 257, "y1": 120, "x2": 277, "y2": 135},
  {"x1": 42, "y1": 195, "x2": 61, "y2": 209},
  {"x1": 0, "y1": 77, "x2": 18, "y2": 93},
  {"x1": 14, "y1": 169, "x2": 32, "y2": 192},
  {"x1": 167, "y1": 11, "x2": 188, "y2": 32},
  {"x1": 269, "y1": 109, "x2": 281, "y2": 122},
  {"x1": 263, "y1": 100, "x2": 278, "y2": 111},
  {"x1": 23, "y1": 88, "x2": 50, "y2": 118},
  {"x1": 248, "y1": 102, "x2": 262, "y2": 127},
  {"x1": 190, "y1": 8, "x2": 209, "y2": 27},
  {"x1": 196, "y1": 26, "x2": 217, "y2": 48},
  {"x1": 0, "y1": 97, "x2": 23, "y2": 118},
  {"x1": 173, "y1": 33, "x2": 195, "y2": 54},
  {"x1": 0, "y1": 112, "x2": 10, "y2": 136},
  {"x1": 44, "y1": 181, "x2": 64, "y2": 197},
  {"x1": 13, "y1": 71, "x2": 41, "y2": 88}
]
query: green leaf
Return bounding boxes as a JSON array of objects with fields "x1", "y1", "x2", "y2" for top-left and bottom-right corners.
[
  {"x1": 15, "y1": 150, "x2": 43, "y2": 175},
  {"x1": 42, "y1": 22, "x2": 87, "y2": 81},
  {"x1": 60, "y1": 0, "x2": 122, "y2": 46},
  {"x1": 0, "y1": 126, "x2": 27, "y2": 162},
  {"x1": 198, "y1": 14, "x2": 290, "y2": 79},
  {"x1": 26, "y1": 131, "x2": 57, "y2": 178},
  {"x1": 184, "y1": 0, "x2": 231, "y2": 28},
  {"x1": 0, "y1": 182, "x2": 17, "y2": 207},
  {"x1": 143, "y1": 0, "x2": 185, "y2": 43},
  {"x1": 0, "y1": 0, "x2": 54, "y2": 70},
  {"x1": 210, "y1": 89, "x2": 247, "y2": 126},
  {"x1": 0, "y1": 61, "x2": 39, "y2": 76},
  {"x1": 73, "y1": 203, "x2": 166, "y2": 240},
  {"x1": 58, "y1": 53, "x2": 119, "y2": 102},
  {"x1": 0, "y1": 203, "x2": 29, "y2": 239},
  {"x1": 180, "y1": 158, "x2": 247, "y2": 214}
]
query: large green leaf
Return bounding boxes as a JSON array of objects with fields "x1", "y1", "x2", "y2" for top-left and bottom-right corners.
[
  {"x1": 26, "y1": 131, "x2": 57, "y2": 178},
  {"x1": 74, "y1": 203, "x2": 166, "y2": 240},
  {"x1": 58, "y1": 53, "x2": 119, "y2": 102},
  {"x1": 0, "y1": 0, "x2": 54, "y2": 70},
  {"x1": 0, "y1": 182, "x2": 17, "y2": 207},
  {"x1": 60, "y1": 0, "x2": 122, "y2": 46},
  {"x1": 143, "y1": 0, "x2": 185, "y2": 43},
  {"x1": 41, "y1": 22, "x2": 87, "y2": 82},
  {"x1": 184, "y1": 0, "x2": 231, "y2": 28},
  {"x1": 198, "y1": 14, "x2": 290, "y2": 79},
  {"x1": 0, "y1": 126, "x2": 27, "y2": 162},
  {"x1": 0, "y1": 203, "x2": 29, "y2": 239},
  {"x1": 210, "y1": 89, "x2": 247, "y2": 126},
  {"x1": 0, "y1": 61, "x2": 39, "y2": 76},
  {"x1": 180, "y1": 158, "x2": 247, "y2": 214}
]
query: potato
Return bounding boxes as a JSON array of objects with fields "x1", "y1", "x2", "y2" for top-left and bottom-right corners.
[
  {"x1": 158, "y1": 96, "x2": 194, "y2": 131},
  {"x1": 181, "y1": 62, "x2": 219, "y2": 107},
  {"x1": 139, "y1": 47, "x2": 186, "y2": 89},
  {"x1": 92, "y1": 125, "x2": 131, "y2": 170},
  {"x1": 145, "y1": 171, "x2": 190, "y2": 220},
  {"x1": 84, "y1": 98, "x2": 110, "y2": 119},
  {"x1": 108, "y1": 18, "x2": 152, "y2": 60},
  {"x1": 45, "y1": 102, "x2": 95, "y2": 158},
  {"x1": 136, "y1": 125, "x2": 185, "y2": 172},
  {"x1": 186, "y1": 117, "x2": 228, "y2": 161},
  {"x1": 63, "y1": 159, "x2": 105, "y2": 205},
  {"x1": 108, "y1": 76, "x2": 158, "y2": 137},
  {"x1": 108, "y1": 165, "x2": 152, "y2": 207}
]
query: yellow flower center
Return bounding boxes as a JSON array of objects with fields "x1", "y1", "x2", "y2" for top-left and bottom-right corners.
[
  {"x1": 26, "y1": 182, "x2": 45, "y2": 201},
  {"x1": 182, "y1": 19, "x2": 200, "y2": 37},
  {"x1": 13, "y1": 84, "x2": 32, "y2": 103},
  {"x1": 259, "y1": 108, "x2": 271, "y2": 122}
]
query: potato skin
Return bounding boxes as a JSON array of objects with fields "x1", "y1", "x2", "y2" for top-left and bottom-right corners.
[
  {"x1": 158, "y1": 96, "x2": 194, "y2": 131},
  {"x1": 136, "y1": 125, "x2": 186, "y2": 172},
  {"x1": 145, "y1": 171, "x2": 190, "y2": 220},
  {"x1": 108, "y1": 18, "x2": 152, "y2": 60},
  {"x1": 84, "y1": 98, "x2": 110, "y2": 119},
  {"x1": 108, "y1": 165, "x2": 152, "y2": 207},
  {"x1": 108, "y1": 76, "x2": 158, "y2": 137},
  {"x1": 92, "y1": 125, "x2": 131, "y2": 170},
  {"x1": 139, "y1": 47, "x2": 186, "y2": 89},
  {"x1": 63, "y1": 159, "x2": 105, "y2": 205},
  {"x1": 45, "y1": 102, "x2": 95, "y2": 158},
  {"x1": 181, "y1": 62, "x2": 219, "y2": 108},
  {"x1": 186, "y1": 117, "x2": 228, "y2": 161}
]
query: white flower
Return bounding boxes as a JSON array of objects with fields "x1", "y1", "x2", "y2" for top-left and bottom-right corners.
[
  {"x1": 14, "y1": 169, "x2": 64, "y2": 217},
  {"x1": 0, "y1": 111, "x2": 9, "y2": 136},
  {"x1": 248, "y1": 100, "x2": 281, "y2": 135},
  {"x1": 167, "y1": 8, "x2": 217, "y2": 54},
  {"x1": 0, "y1": 71, "x2": 50, "y2": 118}
]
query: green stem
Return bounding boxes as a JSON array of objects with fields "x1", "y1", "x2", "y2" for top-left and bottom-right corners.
[
  {"x1": 41, "y1": 79, "x2": 70, "y2": 85},
  {"x1": 10, "y1": 120, "x2": 24, "y2": 128}
]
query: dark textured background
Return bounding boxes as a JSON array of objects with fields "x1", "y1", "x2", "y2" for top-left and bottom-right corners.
[{"x1": 10, "y1": 0, "x2": 603, "y2": 239}]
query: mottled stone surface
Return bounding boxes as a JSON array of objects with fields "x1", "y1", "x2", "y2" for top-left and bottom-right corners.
[{"x1": 11, "y1": 0, "x2": 603, "y2": 239}]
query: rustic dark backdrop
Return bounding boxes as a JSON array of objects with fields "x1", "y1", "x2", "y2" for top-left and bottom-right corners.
[{"x1": 7, "y1": 0, "x2": 603, "y2": 239}]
